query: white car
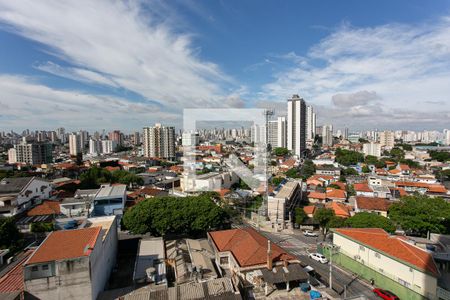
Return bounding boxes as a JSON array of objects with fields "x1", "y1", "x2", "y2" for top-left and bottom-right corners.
[
  {"x1": 303, "y1": 230, "x2": 319, "y2": 237},
  {"x1": 309, "y1": 253, "x2": 328, "y2": 264}
]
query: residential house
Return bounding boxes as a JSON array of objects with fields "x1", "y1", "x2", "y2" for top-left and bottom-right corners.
[
  {"x1": 91, "y1": 184, "x2": 127, "y2": 217},
  {"x1": 325, "y1": 202, "x2": 351, "y2": 218},
  {"x1": 133, "y1": 237, "x2": 167, "y2": 285},
  {"x1": 332, "y1": 228, "x2": 439, "y2": 300},
  {"x1": 354, "y1": 197, "x2": 392, "y2": 217},
  {"x1": 0, "y1": 249, "x2": 35, "y2": 299},
  {"x1": 23, "y1": 215, "x2": 118, "y2": 300},
  {"x1": 303, "y1": 205, "x2": 316, "y2": 218},
  {"x1": 0, "y1": 177, "x2": 52, "y2": 217},
  {"x1": 315, "y1": 165, "x2": 341, "y2": 176}
]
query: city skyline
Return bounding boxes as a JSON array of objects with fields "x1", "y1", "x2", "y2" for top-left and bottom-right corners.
[{"x1": 0, "y1": 1, "x2": 449, "y2": 131}]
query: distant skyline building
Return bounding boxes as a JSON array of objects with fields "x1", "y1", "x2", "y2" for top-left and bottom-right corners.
[
  {"x1": 379, "y1": 130, "x2": 395, "y2": 149},
  {"x1": 14, "y1": 141, "x2": 52, "y2": 165},
  {"x1": 143, "y1": 123, "x2": 176, "y2": 159},
  {"x1": 108, "y1": 130, "x2": 123, "y2": 146},
  {"x1": 306, "y1": 105, "x2": 316, "y2": 141},
  {"x1": 287, "y1": 94, "x2": 307, "y2": 157},
  {"x1": 101, "y1": 140, "x2": 117, "y2": 154},
  {"x1": 322, "y1": 124, "x2": 333, "y2": 147},
  {"x1": 89, "y1": 139, "x2": 102, "y2": 156},
  {"x1": 69, "y1": 133, "x2": 82, "y2": 156},
  {"x1": 363, "y1": 142, "x2": 382, "y2": 157}
]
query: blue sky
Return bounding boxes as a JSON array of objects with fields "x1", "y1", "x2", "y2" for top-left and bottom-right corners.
[{"x1": 0, "y1": 0, "x2": 449, "y2": 132}]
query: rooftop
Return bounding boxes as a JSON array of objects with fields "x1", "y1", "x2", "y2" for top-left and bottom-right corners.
[
  {"x1": 334, "y1": 228, "x2": 439, "y2": 276},
  {"x1": 133, "y1": 237, "x2": 166, "y2": 283},
  {"x1": 0, "y1": 250, "x2": 34, "y2": 294},
  {"x1": 85, "y1": 215, "x2": 116, "y2": 241},
  {"x1": 209, "y1": 227, "x2": 296, "y2": 268},
  {"x1": 95, "y1": 184, "x2": 126, "y2": 199},
  {"x1": 355, "y1": 197, "x2": 392, "y2": 211},
  {"x1": 275, "y1": 181, "x2": 300, "y2": 200},
  {"x1": 25, "y1": 226, "x2": 101, "y2": 265},
  {"x1": 27, "y1": 201, "x2": 60, "y2": 216},
  {"x1": 0, "y1": 177, "x2": 34, "y2": 194}
]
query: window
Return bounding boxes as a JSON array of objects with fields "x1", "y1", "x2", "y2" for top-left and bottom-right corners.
[
  {"x1": 375, "y1": 252, "x2": 381, "y2": 258},
  {"x1": 42, "y1": 264, "x2": 49, "y2": 271},
  {"x1": 359, "y1": 245, "x2": 365, "y2": 251},
  {"x1": 31, "y1": 266, "x2": 38, "y2": 272},
  {"x1": 398, "y1": 278, "x2": 411, "y2": 288},
  {"x1": 219, "y1": 256, "x2": 229, "y2": 265}
]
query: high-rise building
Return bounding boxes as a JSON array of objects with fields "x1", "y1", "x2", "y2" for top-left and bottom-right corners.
[
  {"x1": 143, "y1": 124, "x2": 176, "y2": 159},
  {"x1": 251, "y1": 124, "x2": 266, "y2": 144},
  {"x1": 267, "y1": 117, "x2": 287, "y2": 148},
  {"x1": 14, "y1": 142, "x2": 52, "y2": 165},
  {"x1": 287, "y1": 94, "x2": 307, "y2": 156},
  {"x1": 182, "y1": 132, "x2": 199, "y2": 148},
  {"x1": 445, "y1": 129, "x2": 450, "y2": 145},
  {"x1": 101, "y1": 140, "x2": 117, "y2": 154},
  {"x1": 109, "y1": 130, "x2": 123, "y2": 146},
  {"x1": 89, "y1": 139, "x2": 102, "y2": 156},
  {"x1": 322, "y1": 124, "x2": 333, "y2": 147},
  {"x1": 69, "y1": 133, "x2": 82, "y2": 156},
  {"x1": 344, "y1": 128, "x2": 349, "y2": 140},
  {"x1": 363, "y1": 142, "x2": 381, "y2": 157},
  {"x1": 8, "y1": 148, "x2": 17, "y2": 164},
  {"x1": 379, "y1": 131, "x2": 395, "y2": 149},
  {"x1": 132, "y1": 132, "x2": 141, "y2": 145},
  {"x1": 306, "y1": 105, "x2": 316, "y2": 141}
]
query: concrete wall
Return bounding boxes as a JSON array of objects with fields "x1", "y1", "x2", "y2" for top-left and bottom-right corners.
[
  {"x1": 24, "y1": 257, "x2": 93, "y2": 300},
  {"x1": 332, "y1": 234, "x2": 438, "y2": 299},
  {"x1": 15, "y1": 178, "x2": 52, "y2": 214}
]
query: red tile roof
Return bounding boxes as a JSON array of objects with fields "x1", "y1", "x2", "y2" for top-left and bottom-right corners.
[
  {"x1": 427, "y1": 184, "x2": 448, "y2": 194},
  {"x1": 332, "y1": 181, "x2": 347, "y2": 190},
  {"x1": 326, "y1": 188, "x2": 347, "y2": 199},
  {"x1": 326, "y1": 202, "x2": 351, "y2": 218},
  {"x1": 209, "y1": 227, "x2": 296, "y2": 268},
  {"x1": 27, "y1": 201, "x2": 60, "y2": 216},
  {"x1": 303, "y1": 205, "x2": 316, "y2": 215},
  {"x1": 26, "y1": 227, "x2": 101, "y2": 265},
  {"x1": 353, "y1": 183, "x2": 372, "y2": 193},
  {"x1": 308, "y1": 191, "x2": 326, "y2": 200},
  {"x1": 355, "y1": 197, "x2": 392, "y2": 212},
  {"x1": 0, "y1": 250, "x2": 34, "y2": 293},
  {"x1": 334, "y1": 228, "x2": 439, "y2": 276}
]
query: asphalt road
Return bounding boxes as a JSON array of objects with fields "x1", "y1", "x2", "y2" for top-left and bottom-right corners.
[{"x1": 259, "y1": 230, "x2": 378, "y2": 299}]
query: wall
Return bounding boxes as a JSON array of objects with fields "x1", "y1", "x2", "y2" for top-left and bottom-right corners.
[
  {"x1": 332, "y1": 234, "x2": 437, "y2": 299},
  {"x1": 15, "y1": 178, "x2": 52, "y2": 214}
]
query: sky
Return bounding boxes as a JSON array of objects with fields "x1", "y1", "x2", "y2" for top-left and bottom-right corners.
[{"x1": 0, "y1": 0, "x2": 450, "y2": 132}]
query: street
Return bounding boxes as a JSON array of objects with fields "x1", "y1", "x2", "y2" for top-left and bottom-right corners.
[{"x1": 259, "y1": 229, "x2": 378, "y2": 299}]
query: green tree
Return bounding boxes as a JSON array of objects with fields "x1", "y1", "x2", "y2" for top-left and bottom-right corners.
[
  {"x1": 272, "y1": 177, "x2": 284, "y2": 186},
  {"x1": 362, "y1": 165, "x2": 371, "y2": 173},
  {"x1": 328, "y1": 183, "x2": 341, "y2": 190},
  {"x1": 31, "y1": 222, "x2": 54, "y2": 233},
  {"x1": 335, "y1": 148, "x2": 364, "y2": 166},
  {"x1": 343, "y1": 168, "x2": 358, "y2": 176},
  {"x1": 389, "y1": 195, "x2": 450, "y2": 236},
  {"x1": 295, "y1": 207, "x2": 307, "y2": 225},
  {"x1": 273, "y1": 147, "x2": 289, "y2": 156},
  {"x1": 300, "y1": 160, "x2": 316, "y2": 179},
  {"x1": 285, "y1": 168, "x2": 301, "y2": 179},
  {"x1": 364, "y1": 155, "x2": 379, "y2": 165},
  {"x1": 79, "y1": 166, "x2": 112, "y2": 189},
  {"x1": 389, "y1": 147, "x2": 405, "y2": 161},
  {"x1": 0, "y1": 217, "x2": 21, "y2": 248},
  {"x1": 314, "y1": 208, "x2": 335, "y2": 234},
  {"x1": 327, "y1": 216, "x2": 346, "y2": 229},
  {"x1": 428, "y1": 151, "x2": 450, "y2": 162},
  {"x1": 123, "y1": 193, "x2": 228, "y2": 236},
  {"x1": 346, "y1": 184, "x2": 356, "y2": 196},
  {"x1": 345, "y1": 212, "x2": 395, "y2": 233},
  {"x1": 112, "y1": 170, "x2": 144, "y2": 186}
]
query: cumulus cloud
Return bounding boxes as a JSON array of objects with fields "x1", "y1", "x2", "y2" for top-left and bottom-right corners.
[
  {"x1": 0, "y1": 75, "x2": 178, "y2": 130},
  {"x1": 0, "y1": 0, "x2": 233, "y2": 111},
  {"x1": 261, "y1": 18, "x2": 450, "y2": 129}
]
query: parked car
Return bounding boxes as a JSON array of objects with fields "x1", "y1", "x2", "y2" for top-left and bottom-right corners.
[
  {"x1": 303, "y1": 230, "x2": 319, "y2": 237},
  {"x1": 373, "y1": 288, "x2": 400, "y2": 300},
  {"x1": 63, "y1": 220, "x2": 78, "y2": 230},
  {"x1": 308, "y1": 253, "x2": 328, "y2": 264}
]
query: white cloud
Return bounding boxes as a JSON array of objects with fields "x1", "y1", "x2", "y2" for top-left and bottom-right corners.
[
  {"x1": 262, "y1": 18, "x2": 450, "y2": 129},
  {"x1": 0, "y1": 0, "x2": 233, "y2": 110},
  {"x1": 0, "y1": 75, "x2": 179, "y2": 131}
]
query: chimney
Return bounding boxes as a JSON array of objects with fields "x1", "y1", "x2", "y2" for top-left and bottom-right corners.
[{"x1": 267, "y1": 240, "x2": 273, "y2": 270}]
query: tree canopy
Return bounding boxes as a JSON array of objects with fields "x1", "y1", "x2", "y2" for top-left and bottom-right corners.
[
  {"x1": 0, "y1": 217, "x2": 21, "y2": 249},
  {"x1": 335, "y1": 148, "x2": 364, "y2": 166},
  {"x1": 122, "y1": 193, "x2": 229, "y2": 236},
  {"x1": 314, "y1": 208, "x2": 335, "y2": 233},
  {"x1": 299, "y1": 160, "x2": 316, "y2": 179},
  {"x1": 295, "y1": 207, "x2": 307, "y2": 225},
  {"x1": 389, "y1": 195, "x2": 450, "y2": 236},
  {"x1": 79, "y1": 166, "x2": 143, "y2": 189},
  {"x1": 428, "y1": 151, "x2": 450, "y2": 162},
  {"x1": 273, "y1": 147, "x2": 289, "y2": 156},
  {"x1": 345, "y1": 212, "x2": 396, "y2": 233}
]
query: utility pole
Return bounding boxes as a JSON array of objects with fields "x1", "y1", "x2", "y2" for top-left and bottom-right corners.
[{"x1": 329, "y1": 245, "x2": 340, "y2": 291}]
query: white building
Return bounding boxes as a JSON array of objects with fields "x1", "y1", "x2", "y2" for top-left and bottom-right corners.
[
  {"x1": 333, "y1": 228, "x2": 439, "y2": 300},
  {"x1": 445, "y1": 129, "x2": 450, "y2": 145},
  {"x1": 287, "y1": 95, "x2": 307, "y2": 157},
  {"x1": 379, "y1": 131, "x2": 395, "y2": 149},
  {"x1": 23, "y1": 216, "x2": 118, "y2": 300},
  {"x1": 69, "y1": 133, "x2": 82, "y2": 156},
  {"x1": 89, "y1": 139, "x2": 102, "y2": 156},
  {"x1": 182, "y1": 132, "x2": 199, "y2": 148},
  {"x1": 251, "y1": 123, "x2": 266, "y2": 145},
  {"x1": 268, "y1": 180, "x2": 302, "y2": 230},
  {"x1": 182, "y1": 171, "x2": 238, "y2": 192},
  {"x1": 363, "y1": 142, "x2": 381, "y2": 157},
  {"x1": 13, "y1": 142, "x2": 52, "y2": 165},
  {"x1": 101, "y1": 140, "x2": 117, "y2": 154},
  {"x1": 306, "y1": 105, "x2": 316, "y2": 141},
  {"x1": 7, "y1": 148, "x2": 17, "y2": 164},
  {"x1": 277, "y1": 116, "x2": 287, "y2": 148},
  {"x1": 322, "y1": 124, "x2": 333, "y2": 147},
  {"x1": 143, "y1": 123, "x2": 176, "y2": 159},
  {"x1": 0, "y1": 177, "x2": 52, "y2": 217}
]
